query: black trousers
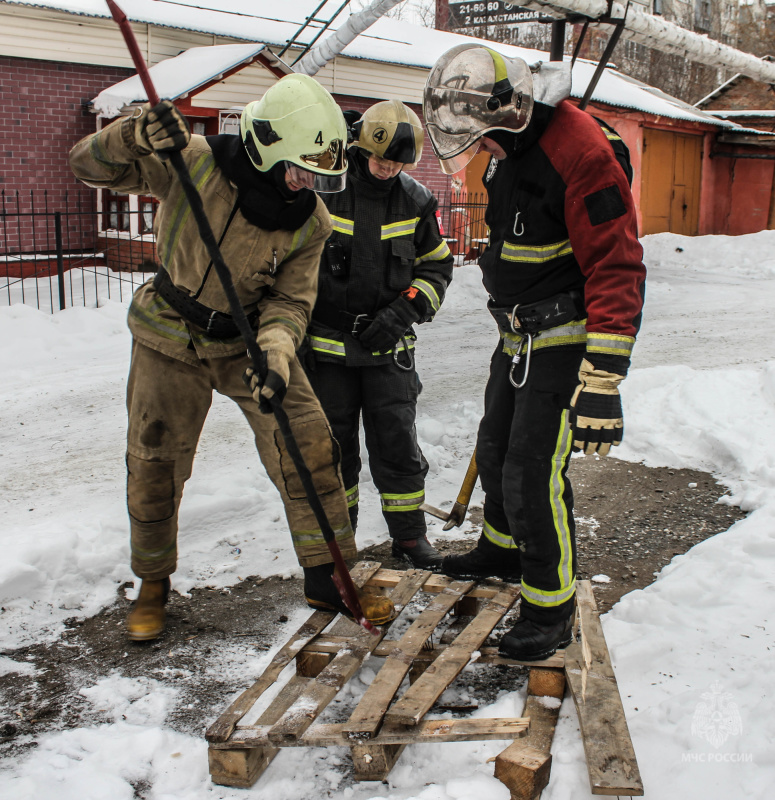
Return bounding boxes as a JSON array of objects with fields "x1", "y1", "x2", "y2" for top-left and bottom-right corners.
[
  {"x1": 477, "y1": 344, "x2": 584, "y2": 623},
  {"x1": 308, "y1": 358, "x2": 429, "y2": 540}
]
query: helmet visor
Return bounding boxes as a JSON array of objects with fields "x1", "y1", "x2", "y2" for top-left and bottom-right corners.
[
  {"x1": 430, "y1": 137, "x2": 482, "y2": 175},
  {"x1": 299, "y1": 139, "x2": 346, "y2": 173},
  {"x1": 285, "y1": 163, "x2": 346, "y2": 194}
]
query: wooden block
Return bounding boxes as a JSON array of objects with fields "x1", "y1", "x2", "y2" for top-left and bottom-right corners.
[
  {"x1": 367, "y1": 568, "x2": 502, "y2": 599},
  {"x1": 385, "y1": 584, "x2": 520, "y2": 727},
  {"x1": 296, "y1": 650, "x2": 332, "y2": 677},
  {"x1": 208, "y1": 745, "x2": 272, "y2": 788},
  {"x1": 494, "y1": 744, "x2": 552, "y2": 800},
  {"x1": 453, "y1": 594, "x2": 480, "y2": 617},
  {"x1": 527, "y1": 667, "x2": 566, "y2": 700},
  {"x1": 564, "y1": 581, "x2": 644, "y2": 797},
  {"x1": 352, "y1": 743, "x2": 406, "y2": 781},
  {"x1": 494, "y1": 668, "x2": 566, "y2": 800}
]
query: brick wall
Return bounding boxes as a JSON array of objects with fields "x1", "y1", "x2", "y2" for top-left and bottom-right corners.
[
  {"x1": 333, "y1": 94, "x2": 455, "y2": 207},
  {"x1": 702, "y1": 77, "x2": 775, "y2": 112},
  {"x1": 1, "y1": 56, "x2": 132, "y2": 254}
]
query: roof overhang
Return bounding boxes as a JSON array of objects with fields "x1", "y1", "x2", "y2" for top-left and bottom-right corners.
[{"x1": 91, "y1": 43, "x2": 292, "y2": 118}]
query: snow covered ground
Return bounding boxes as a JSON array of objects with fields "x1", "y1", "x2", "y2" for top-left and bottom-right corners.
[{"x1": 2, "y1": 230, "x2": 775, "y2": 798}]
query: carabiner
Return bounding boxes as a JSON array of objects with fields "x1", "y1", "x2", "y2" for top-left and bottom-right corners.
[
  {"x1": 393, "y1": 336, "x2": 414, "y2": 371},
  {"x1": 508, "y1": 331, "x2": 533, "y2": 389}
]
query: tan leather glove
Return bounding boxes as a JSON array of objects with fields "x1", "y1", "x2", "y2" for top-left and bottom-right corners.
[
  {"x1": 244, "y1": 327, "x2": 296, "y2": 414},
  {"x1": 569, "y1": 358, "x2": 625, "y2": 456},
  {"x1": 139, "y1": 100, "x2": 191, "y2": 154}
]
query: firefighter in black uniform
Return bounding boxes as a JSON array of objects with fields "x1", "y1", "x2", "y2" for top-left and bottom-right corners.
[
  {"x1": 424, "y1": 45, "x2": 646, "y2": 660},
  {"x1": 306, "y1": 100, "x2": 454, "y2": 570}
]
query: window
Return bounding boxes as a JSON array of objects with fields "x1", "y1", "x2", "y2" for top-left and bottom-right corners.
[
  {"x1": 139, "y1": 196, "x2": 158, "y2": 234},
  {"x1": 106, "y1": 190, "x2": 130, "y2": 231}
]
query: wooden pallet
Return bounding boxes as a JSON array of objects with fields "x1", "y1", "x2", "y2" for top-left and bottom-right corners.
[{"x1": 206, "y1": 567, "x2": 643, "y2": 798}]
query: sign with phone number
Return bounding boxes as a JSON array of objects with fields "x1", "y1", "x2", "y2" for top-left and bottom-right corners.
[{"x1": 449, "y1": 1, "x2": 544, "y2": 25}]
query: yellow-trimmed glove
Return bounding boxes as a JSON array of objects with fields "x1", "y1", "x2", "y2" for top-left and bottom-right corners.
[
  {"x1": 569, "y1": 358, "x2": 625, "y2": 456},
  {"x1": 140, "y1": 100, "x2": 191, "y2": 154},
  {"x1": 243, "y1": 327, "x2": 296, "y2": 414}
]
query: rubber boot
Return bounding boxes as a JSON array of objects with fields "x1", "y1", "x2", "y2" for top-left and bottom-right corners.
[
  {"x1": 126, "y1": 578, "x2": 170, "y2": 641},
  {"x1": 441, "y1": 535, "x2": 521, "y2": 582},
  {"x1": 498, "y1": 613, "x2": 574, "y2": 661},
  {"x1": 303, "y1": 562, "x2": 396, "y2": 625},
  {"x1": 391, "y1": 537, "x2": 443, "y2": 571}
]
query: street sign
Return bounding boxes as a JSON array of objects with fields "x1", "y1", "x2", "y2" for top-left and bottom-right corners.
[{"x1": 448, "y1": 1, "x2": 545, "y2": 26}]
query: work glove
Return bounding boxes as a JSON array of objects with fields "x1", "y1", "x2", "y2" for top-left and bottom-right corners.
[
  {"x1": 358, "y1": 296, "x2": 420, "y2": 353},
  {"x1": 569, "y1": 358, "x2": 625, "y2": 456},
  {"x1": 140, "y1": 100, "x2": 191, "y2": 154},
  {"x1": 243, "y1": 327, "x2": 295, "y2": 414}
]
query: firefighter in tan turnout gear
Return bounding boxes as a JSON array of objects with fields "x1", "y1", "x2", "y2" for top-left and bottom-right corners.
[
  {"x1": 306, "y1": 100, "x2": 453, "y2": 570},
  {"x1": 69, "y1": 74, "x2": 394, "y2": 640}
]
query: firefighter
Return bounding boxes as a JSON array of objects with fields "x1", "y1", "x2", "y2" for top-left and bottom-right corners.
[
  {"x1": 69, "y1": 74, "x2": 394, "y2": 640},
  {"x1": 424, "y1": 45, "x2": 646, "y2": 660},
  {"x1": 305, "y1": 100, "x2": 454, "y2": 570}
]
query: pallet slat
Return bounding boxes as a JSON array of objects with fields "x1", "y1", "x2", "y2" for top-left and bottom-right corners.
[
  {"x1": 206, "y1": 562, "x2": 381, "y2": 743},
  {"x1": 265, "y1": 570, "x2": 429, "y2": 745},
  {"x1": 213, "y1": 716, "x2": 530, "y2": 748},
  {"x1": 343, "y1": 578, "x2": 474, "y2": 741},
  {"x1": 564, "y1": 581, "x2": 644, "y2": 797},
  {"x1": 384, "y1": 584, "x2": 521, "y2": 727}
]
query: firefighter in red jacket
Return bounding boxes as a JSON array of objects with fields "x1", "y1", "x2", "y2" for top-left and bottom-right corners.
[{"x1": 424, "y1": 45, "x2": 646, "y2": 660}]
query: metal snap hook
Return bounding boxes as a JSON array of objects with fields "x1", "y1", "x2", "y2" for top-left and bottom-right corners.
[
  {"x1": 393, "y1": 336, "x2": 414, "y2": 371},
  {"x1": 508, "y1": 331, "x2": 533, "y2": 389}
]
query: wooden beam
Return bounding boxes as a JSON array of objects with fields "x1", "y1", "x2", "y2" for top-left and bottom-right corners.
[
  {"x1": 564, "y1": 581, "x2": 644, "y2": 796},
  {"x1": 368, "y1": 568, "x2": 507, "y2": 599}
]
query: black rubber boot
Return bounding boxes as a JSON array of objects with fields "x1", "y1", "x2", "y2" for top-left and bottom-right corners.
[
  {"x1": 303, "y1": 562, "x2": 395, "y2": 625},
  {"x1": 441, "y1": 536, "x2": 521, "y2": 582},
  {"x1": 498, "y1": 614, "x2": 574, "y2": 661},
  {"x1": 391, "y1": 537, "x2": 443, "y2": 571}
]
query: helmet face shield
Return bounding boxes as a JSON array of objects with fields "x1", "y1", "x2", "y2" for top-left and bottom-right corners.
[
  {"x1": 299, "y1": 138, "x2": 346, "y2": 172},
  {"x1": 285, "y1": 163, "x2": 346, "y2": 193},
  {"x1": 424, "y1": 45, "x2": 534, "y2": 172}
]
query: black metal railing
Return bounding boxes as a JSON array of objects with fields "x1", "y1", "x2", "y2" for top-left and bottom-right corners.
[
  {"x1": 1, "y1": 190, "x2": 158, "y2": 314},
  {"x1": 436, "y1": 191, "x2": 489, "y2": 262}
]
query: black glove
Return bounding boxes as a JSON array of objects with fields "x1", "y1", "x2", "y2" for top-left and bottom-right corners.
[
  {"x1": 243, "y1": 354, "x2": 288, "y2": 415},
  {"x1": 569, "y1": 358, "x2": 625, "y2": 456},
  {"x1": 142, "y1": 100, "x2": 191, "y2": 154},
  {"x1": 359, "y1": 296, "x2": 420, "y2": 353}
]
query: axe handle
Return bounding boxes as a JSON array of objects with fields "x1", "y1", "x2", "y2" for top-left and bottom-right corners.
[
  {"x1": 455, "y1": 448, "x2": 479, "y2": 507},
  {"x1": 443, "y1": 449, "x2": 479, "y2": 531}
]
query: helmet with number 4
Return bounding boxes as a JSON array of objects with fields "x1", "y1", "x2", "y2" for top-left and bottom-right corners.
[
  {"x1": 240, "y1": 73, "x2": 348, "y2": 192},
  {"x1": 424, "y1": 44, "x2": 534, "y2": 175},
  {"x1": 353, "y1": 100, "x2": 424, "y2": 170}
]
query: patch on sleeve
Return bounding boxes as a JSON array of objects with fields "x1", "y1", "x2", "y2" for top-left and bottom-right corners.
[{"x1": 584, "y1": 184, "x2": 626, "y2": 226}]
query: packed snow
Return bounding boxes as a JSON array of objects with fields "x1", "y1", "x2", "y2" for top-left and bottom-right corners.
[{"x1": 2, "y1": 229, "x2": 775, "y2": 798}]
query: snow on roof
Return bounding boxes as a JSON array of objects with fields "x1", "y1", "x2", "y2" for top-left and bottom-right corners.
[
  {"x1": 6, "y1": 0, "x2": 737, "y2": 129},
  {"x1": 91, "y1": 43, "x2": 268, "y2": 117},
  {"x1": 709, "y1": 109, "x2": 775, "y2": 118}
]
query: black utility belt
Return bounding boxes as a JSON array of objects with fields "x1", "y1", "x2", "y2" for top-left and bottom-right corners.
[
  {"x1": 488, "y1": 291, "x2": 585, "y2": 336},
  {"x1": 312, "y1": 304, "x2": 374, "y2": 338},
  {"x1": 153, "y1": 267, "x2": 259, "y2": 339}
]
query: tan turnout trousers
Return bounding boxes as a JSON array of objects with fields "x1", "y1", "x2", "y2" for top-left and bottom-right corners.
[{"x1": 126, "y1": 340, "x2": 356, "y2": 579}]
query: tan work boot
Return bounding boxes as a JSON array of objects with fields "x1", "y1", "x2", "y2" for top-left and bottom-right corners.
[
  {"x1": 126, "y1": 578, "x2": 170, "y2": 641},
  {"x1": 303, "y1": 564, "x2": 396, "y2": 625}
]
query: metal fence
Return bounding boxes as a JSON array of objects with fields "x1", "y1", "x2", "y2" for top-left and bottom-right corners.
[
  {"x1": 1, "y1": 190, "x2": 156, "y2": 314},
  {"x1": 1, "y1": 188, "x2": 488, "y2": 314},
  {"x1": 436, "y1": 191, "x2": 488, "y2": 262}
]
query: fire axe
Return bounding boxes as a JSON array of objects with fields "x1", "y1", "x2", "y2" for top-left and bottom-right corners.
[{"x1": 420, "y1": 450, "x2": 478, "y2": 531}]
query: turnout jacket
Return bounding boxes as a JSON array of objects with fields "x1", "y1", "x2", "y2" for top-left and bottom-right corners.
[
  {"x1": 69, "y1": 109, "x2": 331, "y2": 366},
  {"x1": 309, "y1": 153, "x2": 454, "y2": 367},
  {"x1": 482, "y1": 100, "x2": 646, "y2": 369}
]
